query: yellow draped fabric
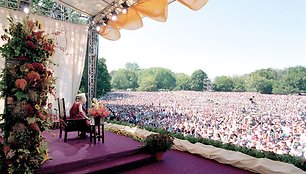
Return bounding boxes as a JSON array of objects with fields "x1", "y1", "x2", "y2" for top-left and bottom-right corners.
[
  {"x1": 178, "y1": 0, "x2": 209, "y2": 11},
  {"x1": 99, "y1": 21, "x2": 121, "y2": 41},
  {"x1": 99, "y1": 0, "x2": 209, "y2": 40},
  {"x1": 133, "y1": 0, "x2": 168, "y2": 22},
  {"x1": 114, "y1": 6, "x2": 143, "y2": 30}
]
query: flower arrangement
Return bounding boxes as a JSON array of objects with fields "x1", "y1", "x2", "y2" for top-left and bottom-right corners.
[
  {"x1": 0, "y1": 16, "x2": 56, "y2": 173},
  {"x1": 88, "y1": 98, "x2": 110, "y2": 118},
  {"x1": 144, "y1": 133, "x2": 174, "y2": 154}
]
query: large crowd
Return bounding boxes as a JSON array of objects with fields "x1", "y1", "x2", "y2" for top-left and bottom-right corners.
[{"x1": 102, "y1": 91, "x2": 306, "y2": 158}]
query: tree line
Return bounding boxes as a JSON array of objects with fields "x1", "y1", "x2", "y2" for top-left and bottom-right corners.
[{"x1": 79, "y1": 58, "x2": 306, "y2": 96}]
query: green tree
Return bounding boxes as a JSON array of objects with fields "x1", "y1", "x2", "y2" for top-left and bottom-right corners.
[
  {"x1": 232, "y1": 76, "x2": 247, "y2": 92},
  {"x1": 175, "y1": 73, "x2": 191, "y2": 90},
  {"x1": 154, "y1": 68, "x2": 176, "y2": 90},
  {"x1": 111, "y1": 69, "x2": 138, "y2": 90},
  {"x1": 246, "y1": 74, "x2": 273, "y2": 94},
  {"x1": 138, "y1": 69, "x2": 158, "y2": 91},
  {"x1": 96, "y1": 58, "x2": 111, "y2": 96},
  {"x1": 213, "y1": 76, "x2": 234, "y2": 92},
  {"x1": 253, "y1": 68, "x2": 279, "y2": 80},
  {"x1": 79, "y1": 57, "x2": 111, "y2": 96},
  {"x1": 125, "y1": 62, "x2": 140, "y2": 71},
  {"x1": 190, "y1": 69, "x2": 208, "y2": 91},
  {"x1": 273, "y1": 66, "x2": 306, "y2": 94}
]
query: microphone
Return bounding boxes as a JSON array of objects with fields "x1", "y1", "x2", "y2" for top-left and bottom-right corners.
[{"x1": 54, "y1": 108, "x2": 57, "y2": 111}]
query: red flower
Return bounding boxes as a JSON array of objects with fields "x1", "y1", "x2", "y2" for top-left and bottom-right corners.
[
  {"x1": 32, "y1": 63, "x2": 45, "y2": 73},
  {"x1": 43, "y1": 44, "x2": 54, "y2": 52},
  {"x1": 25, "y1": 35, "x2": 32, "y2": 40},
  {"x1": 24, "y1": 104, "x2": 34, "y2": 116},
  {"x1": 25, "y1": 41, "x2": 35, "y2": 49},
  {"x1": 33, "y1": 31, "x2": 44, "y2": 40}
]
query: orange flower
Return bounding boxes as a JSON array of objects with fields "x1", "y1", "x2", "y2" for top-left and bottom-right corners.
[
  {"x1": 15, "y1": 79, "x2": 27, "y2": 91},
  {"x1": 27, "y1": 71, "x2": 40, "y2": 81}
]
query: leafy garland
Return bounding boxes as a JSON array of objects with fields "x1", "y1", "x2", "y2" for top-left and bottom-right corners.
[{"x1": 0, "y1": 16, "x2": 56, "y2": 173}]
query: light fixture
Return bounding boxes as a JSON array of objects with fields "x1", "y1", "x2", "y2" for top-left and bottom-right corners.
[
  {"x1": 23, "y1": 6, "x2": 29, "y2": 14},
  {"x1": 111, "y1": 11, "x2": 117, "y2": 21},
  {"x1": 102, "y1": 17, "x2": 109, "y2": 26},
  {"x1": 121, "y1": 1, "x2": 129, "y2": 14},
  {"x1": 96, "y1": 25, "x2": 101, "y2": 32}
]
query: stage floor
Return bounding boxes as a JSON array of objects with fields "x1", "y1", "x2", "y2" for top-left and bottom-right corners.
[{"x1": 38, "y1": 129, "x2": 144, "y2": 173}]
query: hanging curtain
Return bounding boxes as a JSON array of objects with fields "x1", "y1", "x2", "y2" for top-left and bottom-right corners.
[{"x1": 0, "y1": 7, "x2": 88, "y2": 112}]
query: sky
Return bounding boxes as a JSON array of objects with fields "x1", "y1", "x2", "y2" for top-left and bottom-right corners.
[{"x1": 98, "y1": 0, "x2": 306, "y2": 79}]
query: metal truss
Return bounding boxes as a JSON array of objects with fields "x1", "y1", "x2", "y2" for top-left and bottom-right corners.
[
  {"x1": 87, "y1": 30, "x2": 99, "y2": 107},
  {"x1": 0, "y1": 0, "x2": 89, "y2": 24}
]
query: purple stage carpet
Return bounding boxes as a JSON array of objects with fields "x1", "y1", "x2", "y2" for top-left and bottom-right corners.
[
  {"x1": 36, "y1": 129, "x2": 152, "y2": 174},
  {"x1": 36, "y1": 129, "x2": 253, "y2": 174}
]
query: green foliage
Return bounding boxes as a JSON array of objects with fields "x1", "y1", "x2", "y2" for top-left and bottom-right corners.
[
  {"x1": 138, "y1": 74, "x2": 157, "y2": 91},
  {"x1": 213, "y1": 76, "x2": 234, "y2": 92},
  {"x1": 154, "y1": 68, "x2": 176, "y2": 90},
  {"x1": 107, "y1": 62, "x2": 305, "y2": 94},
  {"x1": 190, "y1": 69, "x2": 208, "y2": 91},
  {"x1": 111, "y1": 68, "x2": 138, "y2": 90},
  {"x1": 246, "y1": 73, "x2": 273, "y2": 93},
  {"x1": 144, "y1": 133, "x2": 174, "y2": 154},
  {"x1": 174, "y1": 73, "x2": 191, "y2": 90},
  {"x1": 231, "y1": 76, "x2": 247, "y2": 92},
  {"x1": 273, "y1": 66, "x2": 306, "y2": 94},
  {"x1": 79, "y1": 57, "x2": 111, "y2": 96},
  {"x1": 125, "y1": 62, "x2": 140, "y2": 71},
  {"x1": 96, "y1": 58, "x2": 111, "y2": 96}
]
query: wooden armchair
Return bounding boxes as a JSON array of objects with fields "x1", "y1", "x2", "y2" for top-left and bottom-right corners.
[{"x1": 58, "y1": 98, "x2": 87, "y2": 142}]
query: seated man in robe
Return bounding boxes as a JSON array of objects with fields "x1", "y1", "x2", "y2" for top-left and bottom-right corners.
[{"x1": 69, "y1": 95, "x2": 91, "y2": 138}]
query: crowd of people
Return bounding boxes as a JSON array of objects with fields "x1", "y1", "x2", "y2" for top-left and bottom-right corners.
[{"x1": 102, "y1": 91, "x2": 306, "y2": 159}]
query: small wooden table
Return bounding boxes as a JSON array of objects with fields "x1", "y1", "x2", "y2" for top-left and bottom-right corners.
[{"x1": 90, "y1": 117, "x2": 104, "y2": 144}]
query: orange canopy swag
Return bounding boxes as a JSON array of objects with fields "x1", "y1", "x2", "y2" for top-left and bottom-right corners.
[{"x1": 56, "y1": 0, "x2": 209, "y2": 41}]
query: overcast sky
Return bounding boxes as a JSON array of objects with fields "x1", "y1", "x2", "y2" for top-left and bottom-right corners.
[{"x1": 98, "y1": 0, "x2": 306, "y2": 79}]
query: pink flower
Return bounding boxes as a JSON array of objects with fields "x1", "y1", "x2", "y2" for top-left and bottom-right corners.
[
  {"x1": 33, "y1": 31, "x2": 44, "y2": 40},
  {"x1": 25, "y1": 41, "x2": 35, "y2": 49},
  {"x1": 25, "y1": 35, "x2": 32, "y2": 40}
]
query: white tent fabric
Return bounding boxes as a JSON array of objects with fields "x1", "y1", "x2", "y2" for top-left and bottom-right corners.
[{"x1": 0, "y1": 7, "x2": 88, "y2": 113}]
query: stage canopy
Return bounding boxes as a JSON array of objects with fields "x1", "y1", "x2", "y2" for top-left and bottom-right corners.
[{"x1": 55, "y1": 0, "x2": 209, "y2": 41}]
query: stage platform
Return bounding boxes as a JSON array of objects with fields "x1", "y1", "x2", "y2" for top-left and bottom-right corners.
[{"x1": 36, "y1": 129, "x2": 154, "y2": 174}]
